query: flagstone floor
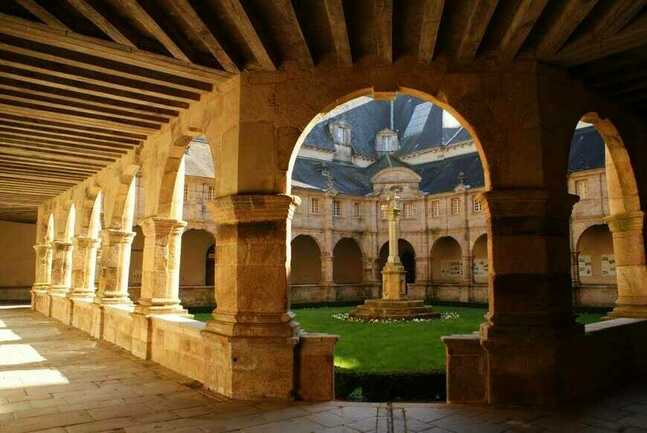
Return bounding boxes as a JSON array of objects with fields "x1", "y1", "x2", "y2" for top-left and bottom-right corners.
[{"x1": 1, "y1": 305, "x2": 646, "y2": 433}]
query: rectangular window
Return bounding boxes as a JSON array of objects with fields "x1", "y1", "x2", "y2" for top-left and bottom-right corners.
[
  {"x1": 310, "y1": 197, "x2": 320, "y2": 214},
  {"x1": 430, "y1": 200, "x2": 441, "y2": 218},
  {"x1": 575, "y1": 179, "x2": 588, "y2": 199},
  {"x1": 353, "y1": 202, "x2": 361, "y2": 217},
  {"x1": 333, "y1": 200, "x2": 342, "y2": 217},
  {"x1": 403, "y1": 202, "x2": 416, "y2": 218},
  {"x1": 472, "y1": 197, "x2": 482, "y2": 213},
  {"x1": 451, "y1": 197, "x2": 461, "y2": 216}
]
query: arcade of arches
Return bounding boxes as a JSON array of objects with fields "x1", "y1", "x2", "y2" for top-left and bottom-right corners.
[{"x1": 1, "y1": 4, "x2": 646, "y2": 409}]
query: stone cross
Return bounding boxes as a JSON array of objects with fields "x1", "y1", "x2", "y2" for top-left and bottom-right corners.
[{"x1": 381, "y1": 191, "x2": 402, "y2": 265}]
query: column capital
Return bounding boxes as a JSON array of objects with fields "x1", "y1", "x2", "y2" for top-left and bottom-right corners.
[
  {"x1": 479, "y1": 189, "x2": 578, "y2": 219},
  {"x1": 53, "y1": 240, "x2": 73, "y2": 250},
  {"x1": 102, "y1": 229, "x2": 135, "y2": 244},
  {"x1": 604, "y1": 210, "x2": 644, "y2": 233},
  {"x1": 73, "y1": 236, "x2": 101, "y2": 248},
  {"x1": 209, "y1": 194, "x2": 300, "y2": 225},
  {"x1": 139, "y1": 217, "x2": 187, "y2": 238},
  {"x1": 33, "y1": 242, "x2": 52, "y2": 253}
]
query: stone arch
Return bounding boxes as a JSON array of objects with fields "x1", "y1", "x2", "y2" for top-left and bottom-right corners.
[
  {"x1": 46, "y1": 213, "x2": 55, "y2": 244},
  {"x1": 64, "y1": 204, "x2": 76, "y2": 243},
  {"x1": 430, "y1": 236, "x2": 463, "y2": 282},
  {"x1": 179, "y1": 229, "x2": 216, "y2": 287},
  {"x1": 157, "y1": 135, "x2": 195, "y2": 220},
  {"x1": 289, "y1": 235, "x2": 322, "y2": 284},
  {"x1": 578, "y1": 113, "x2": 646, "y2": 317},
  {"x1": 128, "y1": 225, "x2": 144, "y2": 301},
  {"x1": 377, "y1": 239, "x2": 416, "y2": 284},
  {"x1": 107, "y1": 165, "x2": 139, "y2": 231},
  {"x1": 472, "y1": 234, "x2": 488, "y2": 284},
  {"x1": 285, "y1": 87, "x2": 492, "y2": 195},
  {"x1": 333, "y1": 237, "x2": 363, "y2": 284},
  {"x1": 87, "y1": 192, "x2": 102, "y2": 240},
  {"x1": 575, "y1": 224, "x2": 615, "y2": 286}
]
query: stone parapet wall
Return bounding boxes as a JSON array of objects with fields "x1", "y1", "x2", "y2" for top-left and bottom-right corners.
[
  {"x1": 0, "y1": 286, "x2": 31, "y2": 303},
  {"x1": 573, "y1": 284, "x2": 617, "y2": 308}
]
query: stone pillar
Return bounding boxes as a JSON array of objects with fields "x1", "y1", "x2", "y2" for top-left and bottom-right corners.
[
  {"x1": 32, "y1": 243, "x2": 53, "y2": 292},
  {"x1": 571, "y1": 251, "x2": 581, "y2": 286},
  {"x1": 49, "y1": 241, "x2": 73, "y2": 296},
  {"x1": 69, "y1": 237, "x2": 101, "y2": 301},
  {"x1": 606, "y1": 211, "x2": 647, "y2": 318},
  {"x1": 203, "y1": 194, "x2": 300, "y2": 400},
  {"x1": 463, "y1": 255, "x2": 473, "y2": 284},
  {"x1": 134, "y1": 217, "x2": 188, "y2": 315},
  {"x1": 31, "y1": 242, "x2": 53, "y2": 313},
  {"x1": 479, "y1": 189, "x2": 583, "y2": 406},
  {"x1": 321, "y1": 252, "x2": 333, "y2": 285},
  {"x1": 95, "y1": 229, "x2": 135, "y2": 304}
]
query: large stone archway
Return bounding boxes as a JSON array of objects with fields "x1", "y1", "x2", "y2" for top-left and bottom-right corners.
[
  {"x1": 289, "y1": 235, "x2": 322, "y2": 284},
  {"x1": 333, "y1": 237, "x2": 363, "y2": 284},
  {"x1": 377, "y1": 239, "x2": 416, "y2": 284}
]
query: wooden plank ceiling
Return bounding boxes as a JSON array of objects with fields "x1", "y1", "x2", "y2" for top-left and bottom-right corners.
[{"x1": 0, "y1": 0, "x2": 645, "y2": 223}]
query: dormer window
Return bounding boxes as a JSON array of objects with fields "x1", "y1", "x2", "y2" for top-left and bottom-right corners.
[
  {"x1": 376, "y1": 128, "x2": 399, "y2": 154},
  {"x1": 329, "y1": 121, "x2": 351, "y2": 146}
]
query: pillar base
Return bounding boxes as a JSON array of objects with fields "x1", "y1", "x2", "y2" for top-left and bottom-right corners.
[
  {"x1": 201, "y1": 311, "x2": 300, "y2": 400},
  {"x1": 50, "y1": 294, "x2": 73, "y2": 325},
  {"x1": 605, "y1": 304, "x2": 647, "y2": 319},
  {"x1": 349, "y1": 299, "x2": 440, "y2": 320},
  {"x1": 32, "y1": 290, "x2": 52, "y2": 316}
]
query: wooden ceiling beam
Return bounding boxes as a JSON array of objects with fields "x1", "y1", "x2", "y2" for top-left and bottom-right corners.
[
  {"x1": 323, "y1": 0, "x2": 352, "y2": 66},
  {"x1": 164, "y1": 0, "x2": 239, "y2": 73},
  {"x1": 498, "y1": 0, "x2": 549, "y2": 62},
  {"x1": 0, "y1": 95, "x2": 163, "y2": 130},
  {"x1": 218, "y1": 0, "x2": 275, "y2": 71},
  {"x1": 66, "y1": 0, "x2": 137, "y2": 47},
  {"x1": 589, "y1": 0, "x2": 646, "y2": 38},
  {"x1": 0, "y1": 87, "x2": 170, "y2": 124},
  {"x1": 0, "y1": 126, "x2": 135, "y2": 150},
  {"x1": 0, "y1": 103, "x2": 159, "y2": 135},
  {"x1": 0, "y1": 112, "x2": 146, "y2": 140},
  {"x1": 0, "y1": 13, "x2": 228, "y2": 83},
  {"x1": 457, "y1": 0, "x2": 499, "y2": 62},
  {"x1": 269, "y1": 0, "x2": 314, "y2": 68},
  {"x1": 14, "y1": 0, "x2": 69, "y2": 30},
  {"x1": 0, "y1": 146, "x2": 113, "y2": 165},
  {"x1": 375, "y1": 0, "x2": 393, "y2": 63},
  {"x1": 418, "y1": 0, "x2": 445, "y2": 64},
  {"x1": 115, "y1": 0, "x2": 191, "y2": 62},
  {"x1": 551, "y1": 14, "x2": 647, "y2": 65},
  {"x1": 0, "y1": 150, "x2": 107, "y2": 168},
  {"x1": 0, "y1": 65, "x2": 190, "y2": 110},
  {"x1": 0, "y1": 173, "x2": 77, "y2": 185},
  {"x1": 0, "y1": 53, "x2": 203, "y2": 103},
  {"x1": 536, "y1": 0, "x2": 599, "y2": 59},
  {"x1": 0, "y1": 165, "x2": 86, "y2": 180},
  {"x1": 0, "y1": 137, "x2": 124, "y2": 159},
  {"x1": 0, "y1": 76, "x2": 179, "y2": 117}
]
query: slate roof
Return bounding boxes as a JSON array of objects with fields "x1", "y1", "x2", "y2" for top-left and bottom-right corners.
[
  {"x1": 568, "y1": 126, "x2": 606, "y2": 173},
  {"x1": 292, "y1": 126, "x2": 605, "y2": 196}
]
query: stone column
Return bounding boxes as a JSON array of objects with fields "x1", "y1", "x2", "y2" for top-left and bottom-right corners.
[
  {"x1": 479, "y1": 189, "x2": 583, "y2": 406},
  {"x1": 462, "y1": 255, "x2": 473, "y2": 284},
  {"x1": 605, "y1": 211, "x2": 647, "y2": 318},
  {"x1": 31, "y1": 242, "x2": 53, "y2": 313},
  {"x1": 32, "y1": 242, "x2": 53, "y2": 293},
  {"x1": 49, "y1": 240, "x2": 73, "y2": 296},
  {"x1": 69, "y1": 237, "x2": 101, "y2": 301},
  {"x1": 203, "y1": 194, "x2": 300, "y2": 400},
  {"x1": 134, "y1": 217, "x2": 188, "y2": 314},
  {"x1": 95, "y1": 229, "x2": 135, "y2": 304},
  {"x1": 321, "y1": 252, "x2": 333, "y2": 285}
]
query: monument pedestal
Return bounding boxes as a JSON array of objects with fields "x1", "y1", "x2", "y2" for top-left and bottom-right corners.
[{"x1": 349, "y1": 299, "x2": 440, "y2": 320}]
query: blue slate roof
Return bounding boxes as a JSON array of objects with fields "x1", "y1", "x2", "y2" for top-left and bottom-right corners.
[
  {"x1": 292, "y1": 125, "x2": 605, "y2": 197},
  {"x1": 568, "y1": 126, "x2": 606, "y2": 173}
]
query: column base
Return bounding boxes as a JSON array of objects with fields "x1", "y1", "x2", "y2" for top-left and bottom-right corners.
[
  {"x1": 50, "y1": 294, "x2": 73, "y2": 325},
  {"x1": 95, "y1": 295, "x2": 133, "y2": 305},
  {"x1": 32, "y1": 290, "x2": 52, "y2": 316},
  {"x1": 201, "y1": 311, "x2": 300, "y2": 400},
  {"x1": 605, "y1": 304, "x2": 647, "y2": 319}
]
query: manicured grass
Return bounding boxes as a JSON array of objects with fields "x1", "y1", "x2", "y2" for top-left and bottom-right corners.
[{"x1": 193, "y1": 306, "x2": 605, "y2": 374}]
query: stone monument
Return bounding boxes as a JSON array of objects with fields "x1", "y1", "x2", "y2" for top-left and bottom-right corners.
[{"x1": 350, "y1": 191, "x2": 440, "y2": 320}]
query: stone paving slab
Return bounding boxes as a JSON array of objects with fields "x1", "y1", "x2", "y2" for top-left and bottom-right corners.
[{"x1": 1, "y1": 306, "x2": 647, "y2": 433}]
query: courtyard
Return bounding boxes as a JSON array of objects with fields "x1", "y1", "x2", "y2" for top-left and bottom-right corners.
[{"x1": 3, "y1": 306, "x2": 647, "y2": 433}]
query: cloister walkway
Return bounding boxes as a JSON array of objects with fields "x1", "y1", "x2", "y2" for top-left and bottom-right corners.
[{"x1": 1, "y1": 305, "x2": 647, "y2": 433}]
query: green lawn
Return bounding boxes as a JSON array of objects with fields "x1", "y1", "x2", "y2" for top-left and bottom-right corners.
[{"x1": 194, "y1": 306, "x2": 604, "y2": 374}]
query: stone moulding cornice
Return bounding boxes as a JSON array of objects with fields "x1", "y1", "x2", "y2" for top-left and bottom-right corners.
[
  {"x1": 604, "y1": 210, "x2": 645, "y2": 233},
  {"x1": 478, "y1": 189, "x2": 578, "y2": 219},
  {"x1": 209, "y1": 194, "x2": 301, "y2": 225}
]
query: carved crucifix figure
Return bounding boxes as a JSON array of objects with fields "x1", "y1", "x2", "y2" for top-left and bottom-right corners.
[{"x1": 382, "y1": 190, "x2": 402, "y2": 265}]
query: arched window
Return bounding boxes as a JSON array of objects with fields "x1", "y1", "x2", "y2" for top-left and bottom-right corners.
[
  {"x1": 290, "y1": 235, "x2": 321, "y2": 284},
  {"x1": 333, "y1": 238, "x2": 363, "y2": 284},
  {"x1": 377, "y1": 239, "x2": 416, "y2": 284}
]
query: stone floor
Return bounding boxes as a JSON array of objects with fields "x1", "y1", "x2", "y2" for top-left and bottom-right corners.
[{"x1": 1, "y1": 306, "x2": 647, "y2": 433}]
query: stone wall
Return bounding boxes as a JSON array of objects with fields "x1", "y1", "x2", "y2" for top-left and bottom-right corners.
[{"x1": 0, "y1": 221, "x2": 36, "y2": 302}]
